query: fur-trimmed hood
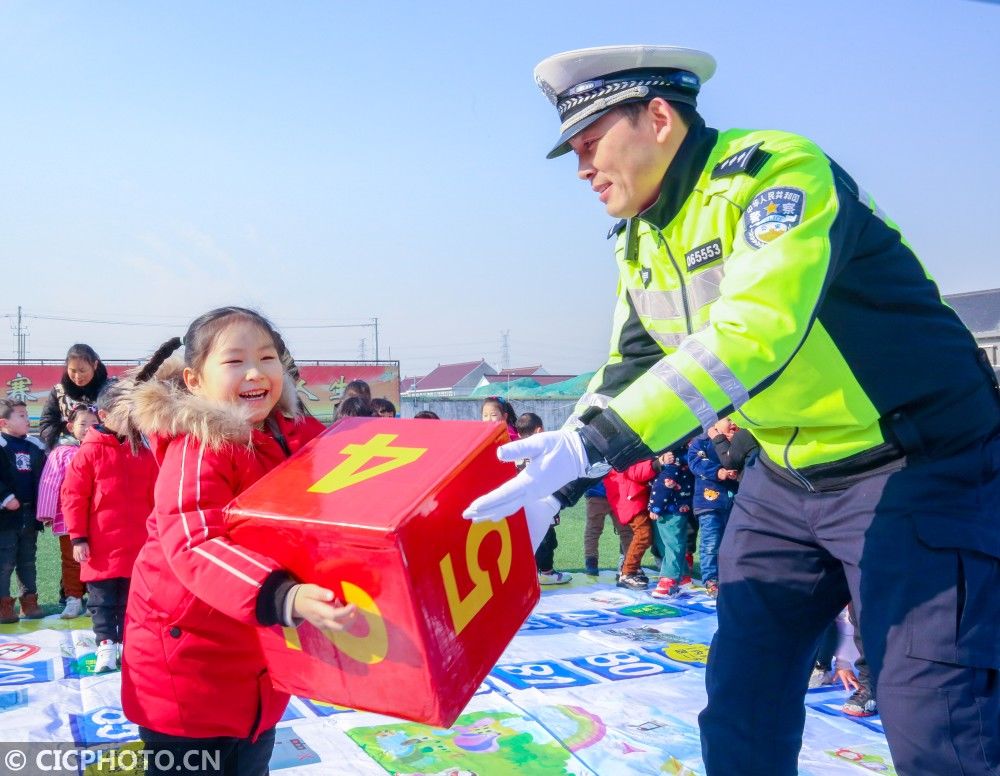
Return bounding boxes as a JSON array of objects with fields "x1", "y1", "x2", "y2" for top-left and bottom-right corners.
[{"x1": 113, "y1": 357, "x2": 302, "y2": 449}]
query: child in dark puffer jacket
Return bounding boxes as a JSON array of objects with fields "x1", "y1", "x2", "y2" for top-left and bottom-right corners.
[{"x1": 648, "y1": 443, "x2": 694, "y2": 598}]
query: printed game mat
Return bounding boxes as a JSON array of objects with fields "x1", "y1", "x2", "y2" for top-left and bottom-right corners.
[{"x1": 0, "y1": 575, "x2": 894, "y2": 775}]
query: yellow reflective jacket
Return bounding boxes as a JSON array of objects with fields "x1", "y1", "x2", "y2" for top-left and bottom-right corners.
[{"x1": 576, "y1": 119, "x2": 999, "y2": 491}]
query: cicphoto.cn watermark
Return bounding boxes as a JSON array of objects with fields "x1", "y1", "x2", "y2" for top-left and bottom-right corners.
[{"x1": 2, "y1": 743, "x2": 222, "y2": 773}]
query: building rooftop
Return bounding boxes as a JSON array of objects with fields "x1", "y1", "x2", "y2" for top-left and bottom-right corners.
[
  {"x1": 409, "y1": 359, "x2": 493, "y2": 391},
  {"x1": 945, "y1": 288, "x2": 1000, "y2": 336}
]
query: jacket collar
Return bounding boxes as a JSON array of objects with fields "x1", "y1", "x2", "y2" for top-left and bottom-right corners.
[
  {"x1": 87, "y1": 425, "x2": 127, "y2": 445},
  {"x1": 0, "y1": 432, "x2": 44, "y2": 450},
  {"x1": 638, "y1": 117, "x2": 718, "y2": 231}
]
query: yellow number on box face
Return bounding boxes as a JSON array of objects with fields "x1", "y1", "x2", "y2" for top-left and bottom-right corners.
[
  {"x1": 282, "y1": 581, "x2": 388, "y2": 665},
  {"x1": 439, "y1": 519, "x2": 512, "y2": 636},
  {"x1": 326, "y1": 581, "x2": 388, "y2": 665},
  {"x1": 308, "y1": 434, "x2": 427, "y2": 494}
]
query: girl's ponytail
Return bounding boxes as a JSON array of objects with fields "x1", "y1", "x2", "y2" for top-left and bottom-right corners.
[
  {"x1": 110, "y1": 336, "x2": 182, "y2": 452},
  {"x1": 136, "y1": 337, "x2": 183, "y2": 383}
]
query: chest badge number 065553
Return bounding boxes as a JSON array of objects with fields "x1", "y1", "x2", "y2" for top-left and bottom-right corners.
[{"x1": 685, "y1": 238, "x2": 723, "y2": 271}]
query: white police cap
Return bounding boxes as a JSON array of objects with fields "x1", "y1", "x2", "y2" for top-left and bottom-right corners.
[{"x1": 534, "y1": 45, "x2": 716, "y2": 159}]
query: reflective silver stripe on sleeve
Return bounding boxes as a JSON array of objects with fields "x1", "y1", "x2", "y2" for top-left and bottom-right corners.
[
  {"x1": 649, "y1": 360, "x2": 718, "y2": 430},
  {"x1": 687, "y1": 265, "x2": 725, "y2": 313},
  {"x1": 627, "y1": 287, "x2": 685, "y2": 320},
  {"x1": 577, "y1": 392, "x2": 613, "y2": 410},
  {"x1": 649, "y1": 330, "x2": 685, "y2": 349},
  {"x1": 680, "y1": 339, "x2": 750, "y2": 409},
  {"x1": 857, "y1": 185, "x2": 888, "y2": 223}
]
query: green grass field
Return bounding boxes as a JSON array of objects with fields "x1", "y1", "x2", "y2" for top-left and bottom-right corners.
[
  {"x1": 552, "y1": 502, "x2": 635, "y2": 572},
  {"x1": 30, "y1": 502, "x2": 682, "y2": 614},
  {"x1": 33, "y1": 530, "x2": 64, "y2": 613},
  {"x1": 551, "y1": 502, "x2": 696, "y2": 576}
]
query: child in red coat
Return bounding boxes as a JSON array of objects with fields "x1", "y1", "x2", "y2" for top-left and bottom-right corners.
[
  {"x1": 114, "y1": 307, "x2": 357, "y2": 776},
  {"x1": 62, "y1": 386, "x2": 157, "y2": 673},
  {"x1": 604, "y1": 457, "x2": 661, "y2": 590}
]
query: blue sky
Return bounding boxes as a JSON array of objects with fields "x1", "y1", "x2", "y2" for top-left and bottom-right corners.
[{"x1": 1, "y1": 1, "x2": 998, "y2": 376}]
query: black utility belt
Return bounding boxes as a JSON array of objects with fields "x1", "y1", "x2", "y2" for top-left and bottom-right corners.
[{"x1": 760, "y1": 446, "x2": 906, "y2": 493}]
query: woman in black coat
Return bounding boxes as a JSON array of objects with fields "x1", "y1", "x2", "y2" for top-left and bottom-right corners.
[{"x1": 38, "y1": 344, "x2": 112, "y2": 450}]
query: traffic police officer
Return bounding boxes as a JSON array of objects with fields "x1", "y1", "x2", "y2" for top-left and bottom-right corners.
[{"x1": 464, "y1": 45, "x2": 1000, "y2": 775}]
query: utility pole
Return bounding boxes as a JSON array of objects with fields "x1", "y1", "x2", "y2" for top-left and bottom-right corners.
[
  {"x1": 358, "y1": 338, "x2": 367, "y2": 360},
  {"x1": 373, "y1": 317, "x2": 379, "y2": 361},
  {"x1": 500, "y1": 330, "x2": 510, "y2": 371},
  {"x1": 14, "y1": 306, "x2": 28, "y2": 364}
]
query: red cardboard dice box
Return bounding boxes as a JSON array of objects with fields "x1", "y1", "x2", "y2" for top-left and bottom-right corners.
[{"x1": 225, "y1": 417, "x2": 540, "y2": 727}]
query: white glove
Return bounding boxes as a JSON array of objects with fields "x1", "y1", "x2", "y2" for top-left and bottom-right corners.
[
  {"x1": 524, "y1": 495, "x2": 561, "y2": 551},
  {"x1": 463, "y1": 428, "x2": 589, "y2": 523}
]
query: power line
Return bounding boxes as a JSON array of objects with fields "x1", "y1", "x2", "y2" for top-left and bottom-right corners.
[
  {"x1": 22, "y1": 312, "x2": 376, "y2": 331},
  {"x1": 26, "y1": 313, "x2": 183, "y2": 328},
  {"x1": 282, "y1": 322, "x2": 375, "y2": 330}
]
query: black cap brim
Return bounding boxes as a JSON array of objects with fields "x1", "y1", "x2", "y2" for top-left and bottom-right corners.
[{"x1": 545, "y1": 109, "x2": 612, "y2": 159}]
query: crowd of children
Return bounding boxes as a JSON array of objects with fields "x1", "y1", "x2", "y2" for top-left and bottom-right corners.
[
  {"x1": 2, "y1": 357, "x2": 163, "y2": 652},
  {"x1": 476, "y1": 395, "x2": 875, "y2": 719},
  {"x1": 0, "y1": 314, "x2": 876, "y2": 773}
]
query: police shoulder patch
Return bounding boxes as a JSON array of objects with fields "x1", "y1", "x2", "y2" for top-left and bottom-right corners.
[
  {"x1": 742, "y1": 187, "x2": 806, "y2": 249},
  {"x1": 607, "y1": 219, "x2": 627, "y2": 240},
  {"x1": 711, "y1": 142, "x2": 771, "y2": 180}
]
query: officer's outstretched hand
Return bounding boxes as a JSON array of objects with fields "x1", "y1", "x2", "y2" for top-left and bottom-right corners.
[{"x1": 463, "y1": 428, "x2": 589, "y2": 523}]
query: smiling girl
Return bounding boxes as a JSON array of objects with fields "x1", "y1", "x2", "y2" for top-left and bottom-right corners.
[{"x1": 114, "y1": 307, "x2": 355, "y2": 775}]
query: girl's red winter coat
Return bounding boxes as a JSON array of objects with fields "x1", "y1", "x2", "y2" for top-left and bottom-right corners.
[
  {"x1": 118, "y1": 363, "x2": 324, "y2": 741},
  {"x1": 603, "y1": 459, "x2": 658, "y2": 525},
  {"x1": 61, "y1": 427, "x2": 157, "y2": 582}
]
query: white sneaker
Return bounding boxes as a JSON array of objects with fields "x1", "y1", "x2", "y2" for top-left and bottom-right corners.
[
  {"x1": 60, "y1": 596, "x2": 84, "y2": 619},
  {"x1": 94, "y1": 641, "x2": 118, "y2": 673},
  {"x1": 538, "y1": 570, "x2": 572, "y2": 585},
  {"x1": 808, "y1": 666, "x2": 834, "y2": 689}
]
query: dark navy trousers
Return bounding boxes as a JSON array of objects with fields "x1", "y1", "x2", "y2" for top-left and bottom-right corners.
[
  {"x1": 87, "y1": 577, "x2": 129, "y2": 643},
  {"x1": 534, "y1": 524, "x2": 558, "y2": 572},
  {"x1": 140, "y1": 726, "x2": 276, "y2": 775},
  {"x1": 699, "y1": 434, "x2": 1000, "y2": 775}
]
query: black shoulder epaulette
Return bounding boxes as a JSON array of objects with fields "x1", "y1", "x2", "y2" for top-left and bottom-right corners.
[
  {"x1": 710, "y1": 142, "x2": 771, "y2": 180},
  {"x1": 607, "y1": 219, "x2": 627, "y2": 240}
]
